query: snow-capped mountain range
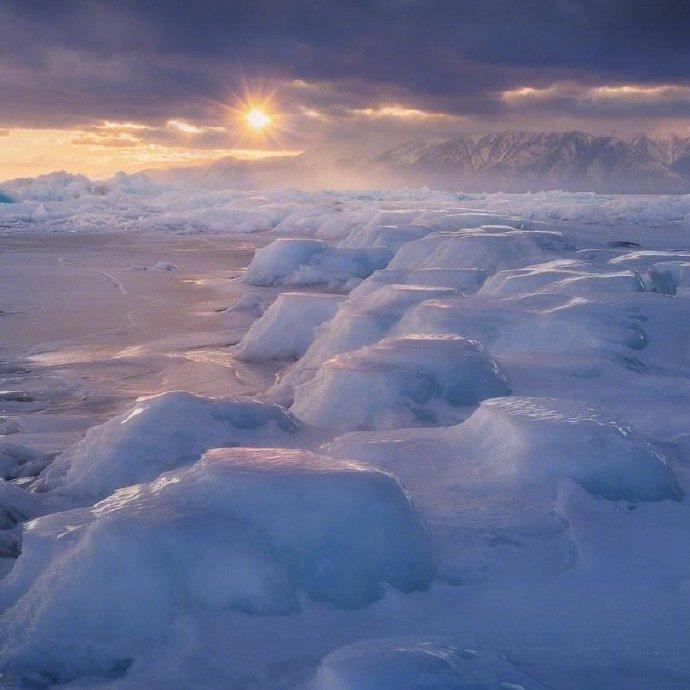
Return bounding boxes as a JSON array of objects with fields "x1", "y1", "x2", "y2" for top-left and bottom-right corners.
[
  {"x1": 150, "y1": 131, "x2": 690, "y2": 193},
  {"x1": 373, "y1": 131, "x2": 690, "y2": 193}
]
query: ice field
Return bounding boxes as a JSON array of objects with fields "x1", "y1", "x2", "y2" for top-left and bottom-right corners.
[{"x1": 2, "y1": 173, "x2": 690, "y2": 688}]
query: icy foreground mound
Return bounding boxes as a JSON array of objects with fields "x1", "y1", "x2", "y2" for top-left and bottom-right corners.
[
  {"x1": 0, "y1": 448, "x2": 433, "y2": 684},
  {"x1": 35, "y1": 391, "x2": 298, "y2": 502},
  {"x1": 456, "y1": 397, "x2": 680, "y2": 502},
  {"x1": 293, "y1": 335, "x2": 509, "y2": 430},
  {"x1": 313, "y1": 638, "x2": 544, "y2": 690},
  {"x1": 235, "y1": 292, "x2": 345, "y2": 361},
  {"x1": 324, "y1": 396, "x2": 681, "y2": 583}
]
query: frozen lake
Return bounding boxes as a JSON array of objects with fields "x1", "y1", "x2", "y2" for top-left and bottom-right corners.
[
  {"x1": 0, "y1": 231, "x2": 275, "y2": 453},
  {"x1": 2, "y1": 179, "x2": 690, "y2": 689}
]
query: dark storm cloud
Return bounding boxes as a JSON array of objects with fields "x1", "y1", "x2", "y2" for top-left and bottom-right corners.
[{"x1": 1, "y1": 0, "x2": 690, "y2": 132}]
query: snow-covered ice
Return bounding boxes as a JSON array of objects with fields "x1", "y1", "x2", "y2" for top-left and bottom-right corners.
[
  {"x1": 274, "y1": 284, "x2": 460, "y2": 399},
  {"x1": 235, "y1": 292, "x2": 345, "y2": 361},
  {"x1": 244, "y1": 238, "x2": 391, "y2": 288},
  {"x1": 35, "y1": 391, "x2": 299, "y2": 502},
  {"x1": 292, "y1": 334, "x2": 509, "y2": 430},
  {"x1": 0, "y1": 447, "x2": 432, "y2": 685},
  {"x1": 2, "y1": 175, "x2": 690, "y2": 689}
]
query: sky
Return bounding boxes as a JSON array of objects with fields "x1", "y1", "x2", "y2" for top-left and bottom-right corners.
[{"x1": 1, "y1": 0, "x2": 690, "y2": 178}]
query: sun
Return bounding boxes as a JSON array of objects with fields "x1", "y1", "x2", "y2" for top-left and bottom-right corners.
[{"x1": 245, "y1": 108, "x2": 271, "y2": 130}]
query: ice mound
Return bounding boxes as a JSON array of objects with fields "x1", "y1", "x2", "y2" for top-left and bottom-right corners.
[
  {"x1": 227, "y1": 292, "x2": 264, "y2": 316},
  {"x1": 274, "y1": 285, "x2": 458, "y2": 398},
  {"x1": 313, "y1": 638, "x2": 544, "y2": 690},
  {"x1": 324, "y1": 396, "x2": 680, "y2": 583},
  {"x1": 479, "y1": 262, "x2": 583, "y2": 297},
  {"x1": 554, "y1": 271, "x2": 644, "y2": 295},
  {"x1": 244, "y1": 238, "x2": 327, "y2": 285},
  {"x1": 458, "y1": 397, "x2": 680, "y2": 501},
  {"x1": 479, "y1": 260, "x2": 643, "y2": 298},
  {"x1": 340, "y1": 222, "x2": 433, "y2": 251},
  {"x1": 152, "y1": 261, "x2": 178, "y2": 271},
  {"x1": 412, "y1": 210, "x2": 522, "y2": 231},
  {"x1": 0, "y1": 442, "x2": 54, "y2": 480},
  {"x1": 365, "y1": 224, "x2": 436, "y2": 252},
  {"x1": 285, "y1": 247, "x2": 393, "y2": 288},
  {"x1": 34, "y1": 391, "x2": 298, "y2": 501},
  {"x1": 235, "y1": 292, "x2": 345, "y2": 361},
  {"x1": 346, "y1": 210, "x2": 422, "y2": 243},
  {"x1": 0, "y1": 481, "x2": 61, "y2": 557},
  {"x1": 389, "y1": 227, "x2": 576, "y2": 275},
  {"x1": 396, "y1": 286, "x2": 665, "y2": 361},
  {"x1": 478, "y1": 190, "x2": 690, "y2": 225},
  {"x1": 351, "y1": 267, "x2": 487, "y2": 300},
  {"x1": 340, "y1": 209, "x2": 521, "y2": 252},
  {"x1": 243, "y1": 238, "x2": 391, "y2": 287},
  {"x1": 292, "y1": 335, "x2": 509, "y2": 430},
  {"x1": 271, "y1": 204, "x2": 336, "y2": 235},
  {"x1": 609, "y1": 249, "x2": 690, "y2": 271},
  {"x1": 312, "y1": 210, "x2": 366, "y2": 240},
  {"x1": 0, "y1": 448, "x2": 433, "y2": 684},
  {"x1": 645, "y1": 261, "x2": 690, "y2": 295}
]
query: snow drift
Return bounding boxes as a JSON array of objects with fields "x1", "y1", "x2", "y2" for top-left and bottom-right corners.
[
  {"x1": 235, "y1": 292, "x2": 345, "y2": 361},
  {"x1": 243, "y1": 238, "x2": 391, "y2": 288},
  {"x1": 292, "y1": 334, "x2": 510, "y2": 430},
  {"x1": 0, "y1": 448, "x2": 433, "y2": 685},
  {"x1": 274, "y1": 284, "x2": 459, "y2": 399},
  {"x1": 34, "y1": 391, "x2": 299, "y2": 502}
]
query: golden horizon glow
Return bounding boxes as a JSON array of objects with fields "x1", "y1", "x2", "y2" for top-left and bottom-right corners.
[
  {"x1": 0, "y1": 125, "x2": 302, "y2": 180},
  {"x1": 245, "y1": 109, "x2": 271, "y2": 130}
]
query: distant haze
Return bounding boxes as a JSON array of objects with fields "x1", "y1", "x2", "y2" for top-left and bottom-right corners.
[{"x1": 147, "y1": 131, "x2": 690, "y2": 194}]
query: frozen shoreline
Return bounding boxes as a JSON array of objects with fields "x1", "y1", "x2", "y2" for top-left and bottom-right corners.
[{"x1": 0, "y1": 231, "x2": 278, "y2": 450}]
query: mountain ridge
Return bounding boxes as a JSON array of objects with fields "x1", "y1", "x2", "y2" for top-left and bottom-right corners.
[
  {"x1": 149, "y1": 130, "x2": 690, "y2": 194},
  {"x1": 372, "y1": 130, "x2": 690, "y2": 193}
]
